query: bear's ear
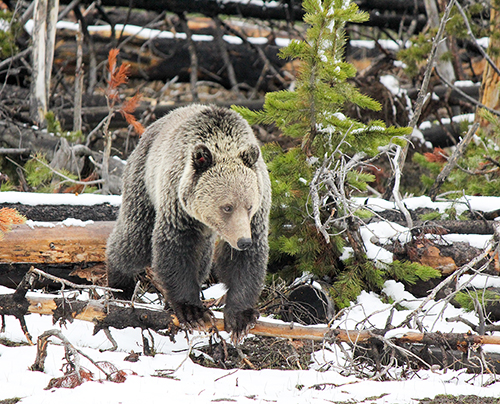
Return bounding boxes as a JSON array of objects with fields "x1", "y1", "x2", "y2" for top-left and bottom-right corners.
[
  {"x1": 192, "y1": 144, "x2": 213, "y2": 172},
  {"x1": 240, "y1": 144, "x2": 260, "y2": 168}
]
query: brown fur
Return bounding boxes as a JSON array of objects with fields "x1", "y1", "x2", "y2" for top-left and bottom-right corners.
[{"x1": 106, "y1": 105, "x2": 271, "y2": 341}]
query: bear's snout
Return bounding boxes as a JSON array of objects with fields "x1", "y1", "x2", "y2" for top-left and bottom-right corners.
[{"x1": 237, "y1": 237, "x2": 253, "y2": 250}]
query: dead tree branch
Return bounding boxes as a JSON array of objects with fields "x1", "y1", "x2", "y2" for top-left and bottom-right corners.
[
  {"x1": 428, "y1": 122, "x2": 479, "y2": 201},
  {"x1": 2, "y1": 268, "x2": 500, "y2": 362},
  {"x1": 4, "y1": 286, "x2": 500, "y2": 348},
  {"x1": 455, "y1": 1, "x2": 500, "y2": 78}
]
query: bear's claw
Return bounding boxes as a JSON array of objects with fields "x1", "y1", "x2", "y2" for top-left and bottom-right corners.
[
  {"x1": 224, "y1": 308, "x2": 259, "y2": 344},
  {"x1": 175, "y1": 302, "x2": 212, "y2": 330}
]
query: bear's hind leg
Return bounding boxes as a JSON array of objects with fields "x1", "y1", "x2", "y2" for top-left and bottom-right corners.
[{"x1": 106, "y1": 202, "x2": 155, "y2": 299}]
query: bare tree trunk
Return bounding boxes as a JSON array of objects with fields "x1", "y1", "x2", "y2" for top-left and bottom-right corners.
[
  {"x1": 73, "y1": 22, "x2": 84, "y2": 134},
  {"x1": 479, "y1": 7, "x2": 500, "y2": 134},
  {"x1": 178, "y1": 13, "x2": 199, "y2": 102},
  {"x1": 30, "y1": 0, "x2": 59, "y2": 126},
  {"x1": 213, "y1": 16, "x2": 242, "y2": 98},
  {"x1": 423, "y1": 0, "x2": 455, "y2": 82}
]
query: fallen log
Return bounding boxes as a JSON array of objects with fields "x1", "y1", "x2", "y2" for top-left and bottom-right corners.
[
  {"x1": 55, "y1": 100, "x2": 265, "y2": 133},
  {"x1": 0, "y1": 222, "x2": 115, "y2": 264},
  {"x1": 0, "y1": 203, "x2": 119, "y2": 222},
  {"x1": 53, "y1": 24, "x2": 285, "y2": 89},
  {"x1": 59, "y1": 0, "x2": 427, "y2": 31},
  {"x1": 2, "y1": 283, "x2": 500, "y2": 350},
  {"x1": 1, "y1": 218, "x2": 497, "y2": 272}
]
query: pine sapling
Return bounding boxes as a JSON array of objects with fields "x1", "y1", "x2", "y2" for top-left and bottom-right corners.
[{"x1": 236, "y1": 0, "x2": 411, "y2": 308}]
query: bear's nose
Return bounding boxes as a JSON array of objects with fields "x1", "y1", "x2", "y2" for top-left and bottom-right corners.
[{"x1": 237, "y1": 237, "x2": 252, "y2": 250}]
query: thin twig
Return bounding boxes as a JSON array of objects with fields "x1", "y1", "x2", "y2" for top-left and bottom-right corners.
[
  {"x1": 29, "y1": 267, "x2": 122, "y2": 293},
  {"x1": 32, "y1": 155, "x2": 105, "y2": 186},
  {"x1": 428, "y1": 122, "x2": 479, "y2": 201},
  {"x1": 73, "y1": 21, "x2": 84, "y2": 133},
  {"x1": 435, "y1": 69, "x2": 500, "y2": 116}
]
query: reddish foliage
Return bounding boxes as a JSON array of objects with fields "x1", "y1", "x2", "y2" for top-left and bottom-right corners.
[
  {"x1": 424, "y1": 147, "x2": 448, "y2": 163},
  {"x1": 120, "y1": 94, "x2": 145, "y2": 135},
  {"x1": 0, "y1": 207, "x2": 26, "y2": 239},
  {"x1": 121, "y1": 93, "x2": 142, "y2": 114},
  {"x1": 46, "y1": 369, "x2": 93, "y2": 390},
  {"x1": 44, "y1": 361, "x2": 136, "y2": 390},
  {"x1": 108, "y1": 370, "x2": 136, "y2": 383},
  {"x1": 105, "y1": 48, "x2": 144, "y2": 136},
  {"x1": 107, "y1": 48, "x2": 130, "y2": 93}
]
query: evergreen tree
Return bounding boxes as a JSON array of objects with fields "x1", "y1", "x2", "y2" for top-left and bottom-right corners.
[{"x1": 235, "y1": 0, "x2": 415, "y2": 308}]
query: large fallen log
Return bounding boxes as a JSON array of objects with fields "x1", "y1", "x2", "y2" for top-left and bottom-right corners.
[
  {"x1": 0, "y1": 222, "x2": 115, "y2": 264},
  {"x1": 1, "y1": 218, "x2": 497, "y2": 270},
  {"x1": 58, "y1": 0, "x2": 427, "y2": 31}
]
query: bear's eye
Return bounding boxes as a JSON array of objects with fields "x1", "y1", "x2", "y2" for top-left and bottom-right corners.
[{"x1": 221, "y1": 205, "x2": 233, "y2": 214}]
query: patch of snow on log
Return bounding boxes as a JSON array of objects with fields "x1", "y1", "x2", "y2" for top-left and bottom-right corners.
[
  {"x1": 25, "y1": 20, "x2": 285, "y2": 46},
  {"x1": 0, "y1": 191, "x2": 121, "y2": 206},
  {"x1": 354, "y1": 196, "x2": 500, "y2": 215}
]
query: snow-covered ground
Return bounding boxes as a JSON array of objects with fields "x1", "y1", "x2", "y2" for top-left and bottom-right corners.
[
  {"x1": 2, "y1": 282, "x2": 500, "y2": 404},
  {"x1": 1, "y1": 192, "x2": 500, "y2": 403}
]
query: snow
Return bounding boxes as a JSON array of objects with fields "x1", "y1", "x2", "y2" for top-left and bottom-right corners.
[
  {"x1": 2, "y1": 193, "x2": 500, "y2": 403},
  {"x1": 359, "y1": 221, "x2": 410, "y2": 263},
  {"x1": 2, "y1": 280, "x2": 500, "y2": 404},
  {"x1": 458, "y1": 274, "x2": 500, "y2": 290},
  {"x1": 0, "y1": 191, "x2": 121, "y2": 206},
  {"x1": 380, "y1": 75, "x2": 401, "y2": 95},
  {"x1": 420, "y1": 113, "x2": 475, "y2": 131},
  {"x1": 477, "y1": 37, "x2": 489, "y2": 48},
  {"x1": 350, "y1": 39, "x2": 404, "y2": 51},
  {"x1": 354, "y1": 195, "x2": 500, "y2": 216},
  {"x1": 24, "y1": 20, "x2": 279, "y2": 48}
]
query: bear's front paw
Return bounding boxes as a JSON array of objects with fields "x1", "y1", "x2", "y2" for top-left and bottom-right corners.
[
  {"x1": 174, "y1": 302, "x2": 212, "y2": 329},
  {"x1": 224, "y1": 308, "x2": 259, "y2": 343}
]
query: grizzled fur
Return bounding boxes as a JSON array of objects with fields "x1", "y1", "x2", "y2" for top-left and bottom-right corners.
[{"x1": 106, "y1": 105, "x2": 271, "y2": 340}]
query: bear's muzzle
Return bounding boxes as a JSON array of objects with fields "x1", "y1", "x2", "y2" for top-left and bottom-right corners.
[{"x1": 237, "y1": 237, "x2": 252, "y2": 250}]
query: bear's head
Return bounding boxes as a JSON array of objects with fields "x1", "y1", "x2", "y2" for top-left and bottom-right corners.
[{"x1": 179, "y1": 143, "x2": 262, "y2": 251}]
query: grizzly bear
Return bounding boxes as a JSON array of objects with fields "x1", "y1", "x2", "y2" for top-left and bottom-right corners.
[{"x1": 106, "y1": 104, "x2": 271, "y2": 341}]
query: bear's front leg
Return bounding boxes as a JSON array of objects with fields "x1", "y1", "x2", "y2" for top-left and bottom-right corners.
[
  {"x1": 151, "y1": 221, "x2": 214, "y2": 329},
  {"x1": 214, "y1": 232, "x2": 268, "y2": 342}
]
